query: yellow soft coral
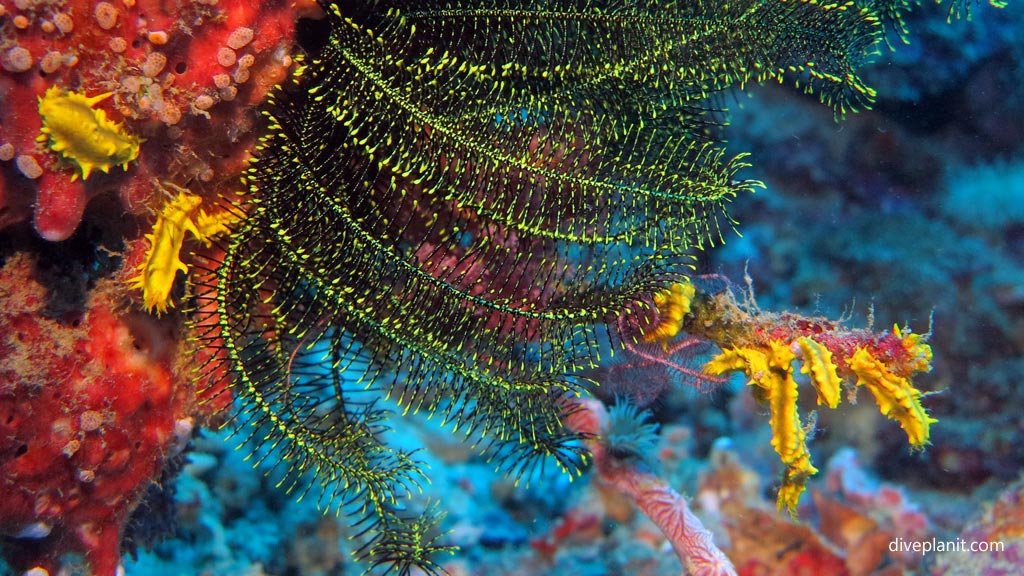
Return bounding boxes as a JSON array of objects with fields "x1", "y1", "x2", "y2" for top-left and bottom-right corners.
[
  {"x1": 37, "y1": 86, "x2": 142, "y2": 180},
  {"x1": 643, "y1": 281, "x2": 696, "y2": 346},
  {"x1": 849, "y1": 346, "x2": 937, "y2": 447},
  {"x1": 127, "y1": 191, "x2": 239, "y2": 315}
]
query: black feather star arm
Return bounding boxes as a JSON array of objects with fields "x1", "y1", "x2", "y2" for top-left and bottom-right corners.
[{"x1": 187, "y1": 0, "x2": 885, "y2": 573}]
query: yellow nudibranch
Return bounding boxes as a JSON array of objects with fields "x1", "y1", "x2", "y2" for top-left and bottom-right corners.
[
  {"x1": 643, "y1": 281, "x2": 696, "y2": 346},
  {"x1": 37, "y1": 86, "x2": 142, "y2": 180},
  {"x1": 705, "y1": 327, "x2": 935, "y2": 516},
  {"x1": 127, "y1": 191, "x2": 239, "y2": 315},
  {"x1": 705, "y1": 341, "x2": 819, "y2": 515},
  {"x1": 849, "y1": 345, "x2": 938, "y2": 447},
  {"x1": 795, "y1": 336, "x2": 842, "y2": 409}
]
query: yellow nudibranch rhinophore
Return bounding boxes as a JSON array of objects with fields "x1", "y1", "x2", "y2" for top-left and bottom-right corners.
[
  {"x1": 127, "y1": 191, "x2": 239, "y2": 315},
  {"x1": 37, "y1": 86, "x2": 142, "y2": 180}
]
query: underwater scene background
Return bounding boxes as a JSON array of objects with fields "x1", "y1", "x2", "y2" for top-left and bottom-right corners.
[{"x1": 1, "y1": 1, "x2": 1023, "y2": 575}]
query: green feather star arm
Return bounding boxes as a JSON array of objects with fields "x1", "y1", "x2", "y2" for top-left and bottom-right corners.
[{"x1": 187, "y1": 1, "x2": 892, "y2": 573}]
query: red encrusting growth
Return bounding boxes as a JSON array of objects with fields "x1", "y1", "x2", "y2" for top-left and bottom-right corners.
[
  {"x1": 0, "y1": 253, "x2": 200, "y2": 575},
  {"x1": 0, "y1": 0, "x2": 302, "y2": 242},
  {"x1": 0, "y1": 2, "x2": 309, "y2": 568}
]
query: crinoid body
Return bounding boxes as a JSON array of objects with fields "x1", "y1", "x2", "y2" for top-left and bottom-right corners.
[{"x1": 188, "y1": 0, "x2": 884, "y2": 572}]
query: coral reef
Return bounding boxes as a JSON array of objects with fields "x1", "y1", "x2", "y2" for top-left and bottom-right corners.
[
  {"x1": 0, "y1": 0, "x2": 304, "y2": 572},
  {"x1": 687, "y1": 278, "x2": 935, "y2": 514},
  {"x1": 0, "y1": 0, "x2": 1020, "y2": 574},
  {"x1": 931, "y1": 477, "x2": 1024, "y2": 576},
  {"x1": 565, "y1": 398, "x2": 736, "y2": 576},
  {"x1": 713, "y1": 0, "x2": 1024, "y2": 493},
  {"x1": 183, "y1": 2, "x2": 913, "y2": 569},
  {"x1": 0, "y1": 0, "x2": 301, "y2": 241},
  {"x1": 690, "y1": 442, "x2": 934, "y2": 576},
  {"x1": 0, "y1": 253, "x2": 195, "y2": 575}
]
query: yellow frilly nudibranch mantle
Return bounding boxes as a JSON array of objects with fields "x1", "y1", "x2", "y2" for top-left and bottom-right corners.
[{"x1": 37, "y1": 85, "x2": 142, "y2": 180}]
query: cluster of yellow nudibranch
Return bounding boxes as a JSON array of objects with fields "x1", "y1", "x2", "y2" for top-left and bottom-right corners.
[
  {"x1": 37, "y1": 86, "x2": 142, "y2": 180},
  {"x1": 704, "y1": 323, "x2": 936, "y2": 516},
  {"x1": 638, "y1": 278, "x2": 937, "y2": 516},
  {"x1": 127, "y1": 191, "x2": 240, "y2": 315}
]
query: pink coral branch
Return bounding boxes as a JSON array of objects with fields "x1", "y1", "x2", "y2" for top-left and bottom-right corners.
[{"x1": 565, "y1": 398, "x2": 737, "y2": 576}]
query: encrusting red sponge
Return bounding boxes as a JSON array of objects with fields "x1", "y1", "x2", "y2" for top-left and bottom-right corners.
[{"x1": 0, "y1": 254, "x2": 197, "y2": 576}]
